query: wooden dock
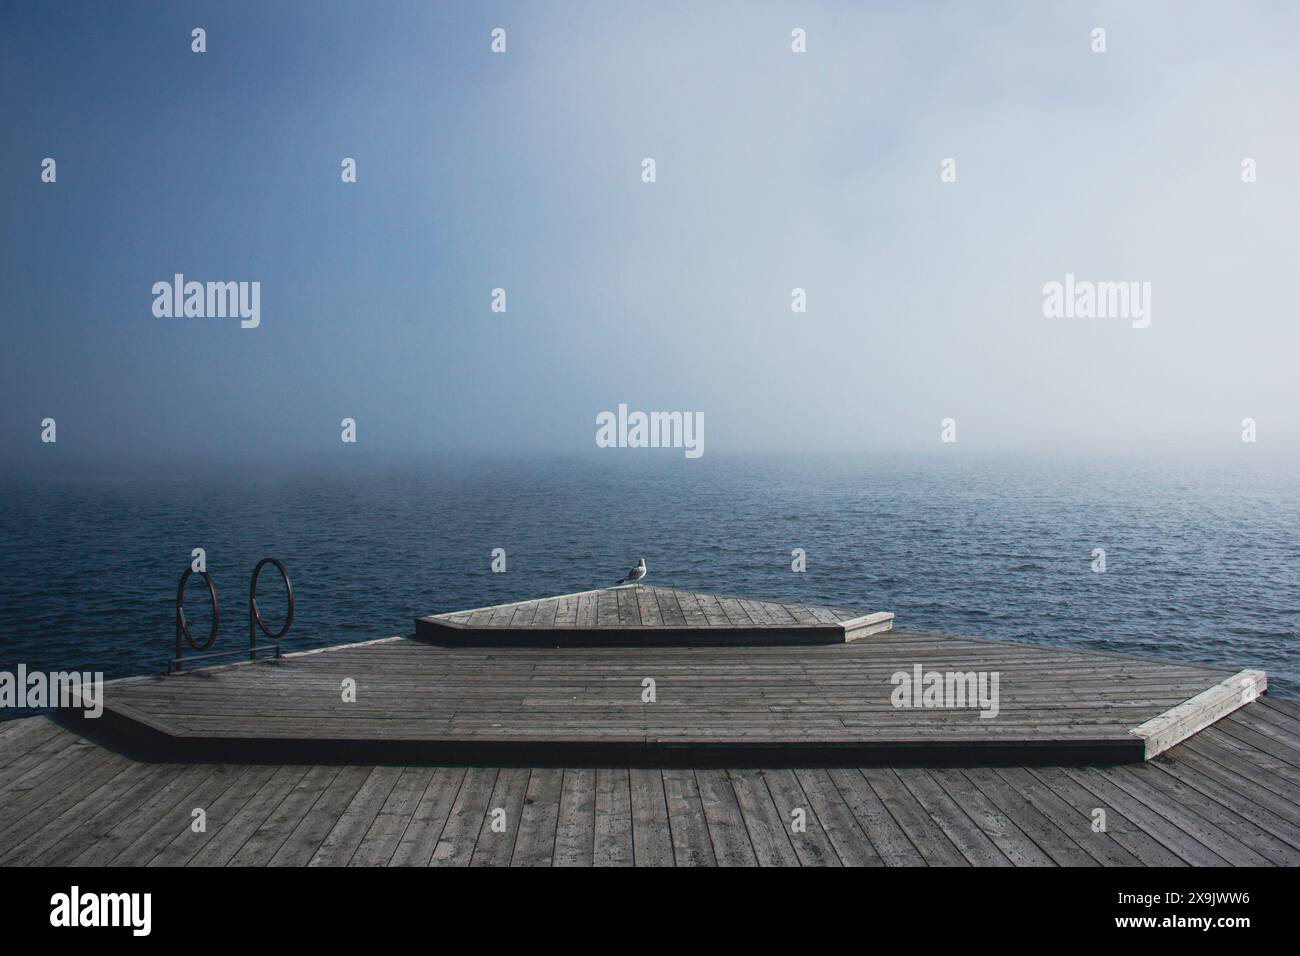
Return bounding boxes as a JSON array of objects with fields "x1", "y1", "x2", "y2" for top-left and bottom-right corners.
[
  {"x1": 3, "y1": 586, "x2": 1291, "y2": 866},
  {"x1": 2, "y1": 695, "x2": 1299, "y2": 866},
  {"x1": 95, "y1": 583, "x2": 1261, "y2": 764}
]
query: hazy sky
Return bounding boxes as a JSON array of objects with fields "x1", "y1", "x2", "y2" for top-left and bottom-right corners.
[{"x1": 3, "y1": 1, "x2": 1298, "y2": 471}]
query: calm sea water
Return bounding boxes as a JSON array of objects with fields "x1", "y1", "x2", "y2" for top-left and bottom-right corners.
[{"x1": 1, "y1": 455, "x2": 1297, "y2": 715}]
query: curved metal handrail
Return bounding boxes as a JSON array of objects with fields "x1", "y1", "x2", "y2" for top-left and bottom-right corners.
[
  {"x1": 169, "y1": 558, "x2": 292, "y2": 672},
  {"x1": 176, "y1": 567, "x2": 220, "y2": 654},
  {"x1": 250, "y1": 557, "x2": 294, "y2": 658}
]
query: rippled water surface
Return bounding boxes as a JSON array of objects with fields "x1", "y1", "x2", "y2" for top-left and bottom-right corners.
[{"x1": 1, "y1": 455, "x2": 1296, "y2": 714}]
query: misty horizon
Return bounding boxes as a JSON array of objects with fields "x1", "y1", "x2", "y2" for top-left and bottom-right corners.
[{"x1": 3, "y1": 2, "x2": 1298, "y2": 474}]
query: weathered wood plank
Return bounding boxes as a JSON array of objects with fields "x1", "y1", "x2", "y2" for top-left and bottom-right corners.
[
  {"x1": 791, "y1": 769, "x2": 882, "y2": 866},
  {"x1": 5, "y1": 761, "x2": 172, "y2": 867},
  {"x1": 629, "y1": 769, "x2": 674, "y2": 866},
  {"x1": 1058, "y1": 767, "x2": 1228, "y2": 866},
  {"x1": 593, "y1": 768, "x2": 633, "y2": 866},
  {"x1": 993, "y1": 767, "x2": 1138, "y2": 866},
  {"x1": 896, "y1": 769, "x2": 1010, "y2": 866},
  {"x1": 77, "y1": 765, "x2": 230, "y2": 867},
  {"x1": 694, "y1": 769, "x2": 759, "y2": 866},
  {"x1": 389, "y1": 767, "x2": 467, "y2": 866},
  {"x1": 430, "y1": 767, "x2": 498, "y2": 867},
  {"x1": 350, "y1": 767, "x2": 433, "y2": 866},
  {"x1": 307, "y1": 766, "x2": 402, "y2": 867},
  {"x1": 1105, "y1": 764, "x2": 1281, "y2": 865},
  {"x1": 960, "y1": 767, "x2": 1096, "y2": 867},
  {"x1": 270, "y1": 766, "x2": 372, "y2": 867},
  {"x1": 470, "y1": 768, "x2": 530, "y2": 867},
  {"x1": 230, "y1": 765, "x2": 343, "y2": 866},
  {"x1": 662, "y1": 769, "x2": 715, "y2": 866},
  {"x1": 149, "y1": 765, "x2": 280, "y2": 867},
  {"x1": 762, "y1": 769, "x2": 839, "y2": 866},
  {"x1": 512, "y1": 768, "x2": 563, "y2": 867},
  {"x1": 863, "y1": 768, "x2": 969, "y2": 866},
  {"x1": 1143, "y1": 757, "x2": 1300, "y2": 861},
  {"x1": 928, "y1": 768, "x2": 1056, "y2": 866},
  {"x1": 1022, "y1": 766, "x2": 1186, "y2": 867},
  {"x1": 553, "y1": 768, "x2": 596, "y2": 866},
  {"x1": 728, "y1": 769, "x2": 799, "y2": 866}
]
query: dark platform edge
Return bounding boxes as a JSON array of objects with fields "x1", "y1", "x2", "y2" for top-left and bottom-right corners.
[
  {"x1": 78, "y1": 705, "x2": 1146, "y2": 768},
  {"x1": 413, "y1": 614, "x2": 894, "y2": 647},
  {"x1": 415, "y1": 619, "x2": 843, "y2": 647}
]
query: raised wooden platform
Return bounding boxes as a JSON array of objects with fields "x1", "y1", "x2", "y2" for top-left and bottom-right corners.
[
  {"x1": 415, "y1": 586, "x2": 894, "y2": 646},
  {"x1": 97, "y1": 629, "x2": 1261, "y2": 765}
]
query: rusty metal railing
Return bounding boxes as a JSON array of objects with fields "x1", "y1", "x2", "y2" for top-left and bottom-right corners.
[{"x1": 168, "y1": 558, "x2": 292, "y2": 673}]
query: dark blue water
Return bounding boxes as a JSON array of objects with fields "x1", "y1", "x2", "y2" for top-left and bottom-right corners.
[{"x1": 2, "y1": 454, "x2": 1297, "y2": 714}]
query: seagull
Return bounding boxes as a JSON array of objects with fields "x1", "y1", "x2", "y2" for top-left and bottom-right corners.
[{"x1": 614, "y1": 557, "x2": 647, "y2": 586}]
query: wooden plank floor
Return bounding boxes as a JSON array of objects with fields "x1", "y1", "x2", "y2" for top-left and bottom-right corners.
[
  {"x1": 100, "y1": 630, "x2": 1237, "y2": 763},
  {"x1": 416, "y1": 586, "x2": 894, "y2": 644},
  {"x1": 2, "y1": 696, "x2": 1298, "y2": 866},
  {"x1": 424, "y1": 586, "x2": 871, "y2": 630}
]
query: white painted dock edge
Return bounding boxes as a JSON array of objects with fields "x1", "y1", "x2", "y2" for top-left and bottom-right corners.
[
  {"x1": 1130, "y1": 668, "x2": 1268, "y2": 759},
  {"x1": 842, "y1": 611, "x2": 894, "y2": 642}
]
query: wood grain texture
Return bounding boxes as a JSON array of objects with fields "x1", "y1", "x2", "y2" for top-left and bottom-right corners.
[
  {"x1": 415, "y1": 585, "x2": 892, "y2": 646},
  {"x1": 2, "y1": 695, "x2": 1298, "y2": 866},
  {"x1": 99, "y1": 628, "x2": 1243, "y2": 765}
]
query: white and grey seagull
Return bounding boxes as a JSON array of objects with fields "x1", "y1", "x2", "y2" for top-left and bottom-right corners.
[{"x1": 614, "y1": 557, "x2": 647, "y2": 586}]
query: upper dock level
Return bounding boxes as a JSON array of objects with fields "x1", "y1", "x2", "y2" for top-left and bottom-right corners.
[{"x1": 415, "y1": 586, "x2": 895, "y2": 646}]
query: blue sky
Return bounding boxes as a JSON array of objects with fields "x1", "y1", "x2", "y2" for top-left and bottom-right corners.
[{"x1": 2, "y1": 1, "x2": 1298, "y2": 471}]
